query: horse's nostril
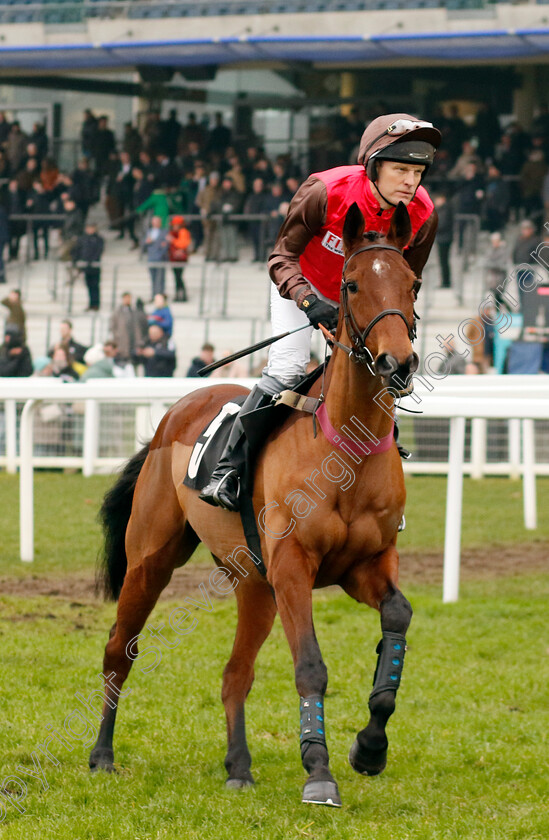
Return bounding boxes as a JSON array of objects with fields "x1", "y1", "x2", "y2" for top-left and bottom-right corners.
[
  {"x1": 375, "y1": 353, "x2": 398, "y2": 377},
  {"x1": 408, "y1": 353, "x2": 419, "y2": 374}
]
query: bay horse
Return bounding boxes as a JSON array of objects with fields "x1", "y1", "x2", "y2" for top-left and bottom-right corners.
[{"x1": 89, "y1": 201, "x2": 419, "y2": 808}]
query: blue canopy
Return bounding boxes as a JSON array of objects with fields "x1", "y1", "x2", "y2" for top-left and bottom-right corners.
[{"x1": 1, "y1": 29, "x2": 549, "y2": 71}]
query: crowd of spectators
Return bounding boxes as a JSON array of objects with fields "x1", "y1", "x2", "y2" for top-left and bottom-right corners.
[{"x1": 1, "y1": 101, "x2": 549, "y2": 379}]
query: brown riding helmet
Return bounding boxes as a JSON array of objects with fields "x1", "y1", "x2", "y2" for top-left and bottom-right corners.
[{"x1": 358, "y1": 113, "x2": 442, "y2": 182}]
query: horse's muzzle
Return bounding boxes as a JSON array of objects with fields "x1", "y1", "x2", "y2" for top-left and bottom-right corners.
[{"x1": 374, "y1": 352, "x2": 419, "y2": 394}]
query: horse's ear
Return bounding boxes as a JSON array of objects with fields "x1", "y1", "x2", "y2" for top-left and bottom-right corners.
[
  {"x1": 343, "y1": 202, "x2": 365, "y2": 251},
  {"x1": 387, "y1": 202, "x2": 413, "y2": 251}
]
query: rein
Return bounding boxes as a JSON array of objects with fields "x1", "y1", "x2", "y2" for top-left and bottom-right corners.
[{"x1": 325, "y1": 242, "x2": 417, "y2": 370}]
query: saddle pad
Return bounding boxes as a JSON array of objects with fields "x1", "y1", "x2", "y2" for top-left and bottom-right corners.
[{"x1": 183, "y1": 395, "x2": 246, "y2": 490}]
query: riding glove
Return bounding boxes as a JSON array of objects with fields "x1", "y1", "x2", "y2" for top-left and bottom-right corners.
[{"x1": 300, "y1": 295, "x2": 339, "y2": 332}]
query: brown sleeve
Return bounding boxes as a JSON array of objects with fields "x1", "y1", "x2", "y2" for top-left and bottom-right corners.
[
  {"x1": 267, "y1": 176, "x2": 327, "y2": 304},
  {"x1": 404, "y1": 209, "x2": 438, "y2": 284}
]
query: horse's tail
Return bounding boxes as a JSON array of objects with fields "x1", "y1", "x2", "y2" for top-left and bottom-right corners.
[{"x1": 96, "y1": 442, "x2": 151, "y2": 601}]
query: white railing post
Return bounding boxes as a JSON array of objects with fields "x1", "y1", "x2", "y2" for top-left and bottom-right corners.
[
  {"x1": 509, "y1": 418, "x2": 521, "y2": 480},
  {"x1": 19, "y1": 399, "x2": 39, "y2": 563},
  {"x1": 83, "y1": 399, "x2": 99, "y2": 477},
  {"x1": 522, "y1": 418, "x2": 537, "y2": 530},
  {"x1": 443, "y1": 415, "x2": 466, "y2": 603},
  {"x1": 470, "y1": 417, "x2": 486, "y2": 479},
  {"x1": 5, "y1": 399, "x2": 18, "y2": 474}
]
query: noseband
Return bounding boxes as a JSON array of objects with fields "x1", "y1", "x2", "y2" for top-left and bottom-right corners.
[{"x1": 333, "y1": 242, "x2": 417, "y2": 369}]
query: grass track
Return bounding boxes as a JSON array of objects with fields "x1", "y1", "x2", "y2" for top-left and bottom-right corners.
[{"x1": 0, "y1": 473, "x2": 548, "y2": 838}]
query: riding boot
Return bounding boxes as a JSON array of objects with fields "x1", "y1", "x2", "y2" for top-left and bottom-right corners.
[{"x1": 198, "y1": 385, "x2": 272, "y2": 511}]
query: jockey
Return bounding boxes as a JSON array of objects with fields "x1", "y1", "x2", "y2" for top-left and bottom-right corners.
[{"x1": 200, "y1": 113, "x2": 442, "y2": 511}]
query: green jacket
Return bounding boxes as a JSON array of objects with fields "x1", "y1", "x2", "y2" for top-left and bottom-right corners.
[{"x1": 136, "y1": 190, "x2": 184, "y2": 227}]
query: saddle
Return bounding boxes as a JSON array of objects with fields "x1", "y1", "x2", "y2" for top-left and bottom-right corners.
[{"x1": 183, "y1": 364, "x2": 326, "y2": 575}]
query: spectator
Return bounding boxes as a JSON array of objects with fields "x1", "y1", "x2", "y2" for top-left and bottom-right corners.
[
  {"x1": 483, "y1": 165, "x2": 510, "y2": 233},
  {"x1": 136, "y1": 324, "x2": 177, "y2": 377},
  {"x1": 80, "y1": 341, "x2": 134, "y2": 380},
  {"x1": 59, "y1": 197, "x2": 84, "y2": 257},
  {"x1": 6, "y1": 122, "x2": 28, "y2": 173},
  {"x1": 180, "y1": 112, "x2": 206, "y2": 153},
  {"x1": 160, "y1": 109, "x2": 182, "y2": 160},
  {"x1": 519, "y1": 149, "x2": 547, "y2": 221},
  {"x1": 148, "y1": 292, "x2": 173, "y2": 336},
  {"x1": 210, "y1": 175, "x2": 242, "y2": 262},
  {"x1": 167, "y1": 215, "x2": 191, "y2": 301},
  {"x1": 0, "y1": 111, "x2": 11, "y2": 147},
  {"x1": 29, "y1": 122, "x2": 48, "y2": 161},
  {"x1": 197, "y1": 171, "x2": 221, "y2": 262},
  {"x1": 263, "y1": 181, "x2": 287, "y2": 250},
  {"x1": 512, "y1": 220, "x2": 540, "y2": 310},
  {"x1": 71, "y1": 158, "x2": 99, "y2": 222},
  {"x1": 93, "y1": 115, "x2": 116, "y2": 179},
  {"x1": 0, "y1": 202, "x2": 8, "y2": 282},
  {"x1": 244, "y1": 177, "x2": 268, "y2": 262},
  {"x1": 484, "y1": 232, "x2": 510, "y2": 299},
  {"x1": 151, "y1": 152, "x2": 181, "y2": 190},
  {"x1": 207, "y1": 112, "x2": 232, "y2": 157},
  {"x1": 434, "y1": 194, "x2": 453, "y2": 289},
  {"x1": 122, "y1": 122, "x2": 142, "y2": 161},
  {"x1": 435, "y1": 338, "x2": 466, "y2": 375},
  {"x1": 39, "y1": 345, "x2": 80, "y2": 382},
  {"x1": 445, "y1": 104, "x2": 469, "y2": 162},
  {"x1": 474, "y1": 103, "x2": 501, "y2": 161},
  {"x1": 109, "y1": 291, "x2": 147, "y2": 363},
  {"x1": 142, "y1": 215, "x2": 169, "y2": 298},
  {"x1": 186, "y1": 342, "x2": 215, "y2": 377},
  {"x1": 0, "y1": 324, "x2": 33, "y2": 377},
  {"x1": 7, "y1": 179, "x2": 26, "y2": 260},
  {"x1": 26, "y1": 180, "x2": 51, "y2": 260},
  {"x1": 49, "y1": 319, "x2": 88, "y2": 364},
  {"x1": 113, "y1": 151, "x2": 137, "y2": 244},
  {"x1": 1, "y1": 288, "x2": 26, "y2": 340},
  {"x1": 453, "y1": 163, "x2": 484, "y2": 247},
  {"x1": 543, "y1": 169, "x2": 549, "y2": 222},
  {"x1": 81, "y1": 109, "x2": 98, "y2": 158},
  {"x1": 449, "y1": 140, "x2": 484, "y2": 179},
  {"x1": 72, "y1": 222, "x2": 104, "y2": 312}
]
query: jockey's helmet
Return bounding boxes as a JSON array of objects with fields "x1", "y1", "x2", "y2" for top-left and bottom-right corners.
[{"x1": 358, "y1": 114, "x2": 442, "y2": 182}]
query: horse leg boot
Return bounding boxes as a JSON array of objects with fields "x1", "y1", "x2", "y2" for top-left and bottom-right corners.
[
  {"x1": 349, "y1": 587, "x2": 412, "y2": 776},
  {"x1": 199, "y1": 384, "x2": 273, "y2": 511}
]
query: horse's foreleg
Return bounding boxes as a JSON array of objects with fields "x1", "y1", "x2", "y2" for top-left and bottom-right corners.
[
  {"x1": 271, "y1": 545, "x2": 341, "y2": 808},
  {"x1": 343, "y1": 554, "x2": 412, "y2": 777},
  {"x1": 222, "y1": 576, "x2": 277, "y2": 789}
]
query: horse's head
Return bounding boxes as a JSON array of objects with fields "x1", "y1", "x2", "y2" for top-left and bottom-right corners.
[{"x1": 339, "y1": 201, "x2": 419, "y2": 392}]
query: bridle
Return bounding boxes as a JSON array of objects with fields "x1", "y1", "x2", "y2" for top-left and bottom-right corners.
[{"x1": 327, "y1": 241, "x2": 418, "y2": 371}]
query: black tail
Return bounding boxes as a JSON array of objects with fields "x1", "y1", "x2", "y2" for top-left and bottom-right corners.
[{"x1": 96, "y1": 443, "x2": 151, "y2": 601}]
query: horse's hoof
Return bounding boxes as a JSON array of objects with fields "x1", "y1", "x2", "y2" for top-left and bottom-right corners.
[
  {"x1": 348, "y1": 739, "x2": 387, "y2": 776},
  {"x1": 89, "y1": 748, "x2": 115, "y2": 773},
  {"x1": 225, "y1": 778, "x2": 253, "y2": 790},
  {"x1": 302, "y1": 780, "x2": 342, "y2": 807}
]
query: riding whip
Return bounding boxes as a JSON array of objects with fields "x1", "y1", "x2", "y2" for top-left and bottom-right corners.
[{"x1": 197, "y1": 323, "x2": 312, "y2": 376}]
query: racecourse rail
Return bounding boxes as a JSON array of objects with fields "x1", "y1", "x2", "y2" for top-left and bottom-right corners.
[{"x1": 1, "y1": 375, "x2": 547, "y2": 603}]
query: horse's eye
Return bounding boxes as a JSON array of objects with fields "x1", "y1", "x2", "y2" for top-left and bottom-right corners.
[{"x1": 346, "y1": 281, "x2": 358, "y2": 293}]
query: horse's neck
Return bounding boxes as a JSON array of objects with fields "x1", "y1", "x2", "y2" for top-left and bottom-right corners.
[{"x1": 322, "y1": 348, "x2": 394, "y2": 442}]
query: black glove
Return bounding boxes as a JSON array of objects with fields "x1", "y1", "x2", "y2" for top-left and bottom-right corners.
[{"x1": 300, "y1": 294, "x2": 339, "y2": 332}]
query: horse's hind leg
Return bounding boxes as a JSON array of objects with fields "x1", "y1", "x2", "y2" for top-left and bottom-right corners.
[
  {"x1": 222, "y1": 574, "x2": 277, "y2": 789},
  {"x1": 342, "y1": 547, "x2": 412, "y2": 777},
  {"x1": 90, "y1": 453, "x2": 198, "y2": 772}
]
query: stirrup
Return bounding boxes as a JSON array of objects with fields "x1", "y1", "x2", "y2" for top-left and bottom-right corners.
[
  {"x1": 397, "y1": 444, "x2": 411, "y2": 460},
  {"x1": 199, "y1": 469, "x2": 240, "y2": 512}
]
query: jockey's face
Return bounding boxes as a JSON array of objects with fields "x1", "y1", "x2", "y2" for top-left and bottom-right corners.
[{"x1": 374, "y1": 160, "x2": 425, "y2": 208}]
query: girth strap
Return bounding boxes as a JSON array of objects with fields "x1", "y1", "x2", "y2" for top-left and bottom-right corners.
[{"x1": 273, "y1": 389, "x2": 321, "y2": 415}]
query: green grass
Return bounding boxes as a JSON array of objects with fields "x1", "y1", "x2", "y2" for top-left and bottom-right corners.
[
  {"x1": 0, "y1": 472, "x2": 548, "y2": 838},
  {"x1": 1, "y1": 473, "x2": 549, "y2": 579}
]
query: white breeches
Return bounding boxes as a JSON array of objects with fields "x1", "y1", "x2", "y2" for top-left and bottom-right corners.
[{"x1": 264, "y1": 282, "x2": 339, "y2": 388}]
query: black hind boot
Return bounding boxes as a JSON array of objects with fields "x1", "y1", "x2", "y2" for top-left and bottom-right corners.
[{"x1": 199, "y1": 385, "x2": 272, "y2": 511}]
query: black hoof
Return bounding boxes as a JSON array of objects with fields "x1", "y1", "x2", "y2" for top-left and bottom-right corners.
[
  {"x1": 348, "y1": 739, "x2": 387, "y2": 776},
  {"x1": 225, "y1": 778, "x2": 254, "y2": 790},
  {"x1": 89, "y1": 748, "x2": 115, "y2": 773},
  {"x1": 302, "y1": 780, "x2": 342, "y2": 807}
]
